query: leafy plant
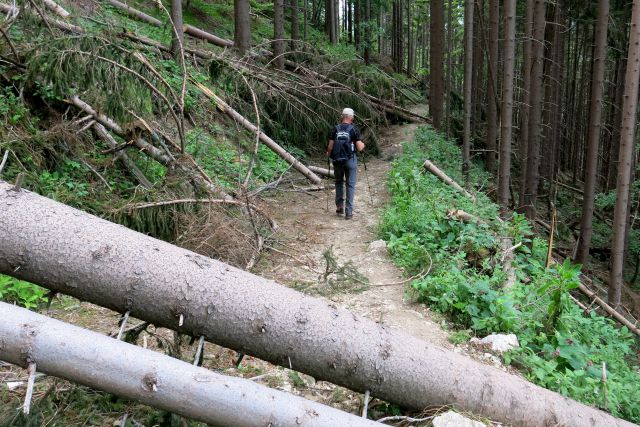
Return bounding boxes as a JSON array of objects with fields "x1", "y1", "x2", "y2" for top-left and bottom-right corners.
[
  {"x1": 0, "y1": 275, "x2": 47, "y2": 309},
  {"x1": 380, "y1": 126, "x2": 640, "y2": 422}
]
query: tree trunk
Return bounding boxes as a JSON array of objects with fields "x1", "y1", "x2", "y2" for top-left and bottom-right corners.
[
  {"x1": 106, "y1": 0, "x2": 163, "y2": 26},
  {"x1": 170, "y1": 0, "x2": 184, "y2": 59},
  {"x1": 518, "y1": 0, "x2": 534, "y2": 209},
  {"x1": 234, "y1": 0, "x2": 251, "y2": 56},
  {"x1": 522, "y1": 0, "x2": 546, "y2": 220},
  {"x1": 364, "y1": 0, "x2": 371, "y2": 64},
  {"x1": 463, "y1": 0, "x2": 474, "y2": 184},
  {"x1": 498, "y1": 0, "x2": 516, "y2": 216},
  {"x1": 575, "y1": 0, "x2": 610, "y2": 267},
  {"x1": 430, "y1": 0, "x2": 445, "y2": 129},
  {"x1": 445, "y1": 0, "x2": 453, "y2": 135},
  {"x1": 42, "y1": 0, "x2": 70, "y2": 18},
  {"x1": 485, "y1": 0, "x2": 499, "y2": 175},
  {"x1": 183, "y1": 25, "x2": 234, "y2": 47},
  {"x1": 0, "y1": 183, "x2": 634, "y2": 427},
  {"x1": 273, "y1": 0, "x2": 285, "y2": 68},
  {"x1": 291, "y1": 0, "x2": 300, "y2": 51},
  {"x1": 0, "y1": 303, "x2": 379, "y2": 427},
  {"x1": 609, "y1": 0, "x2": 640, "y2": 308}
]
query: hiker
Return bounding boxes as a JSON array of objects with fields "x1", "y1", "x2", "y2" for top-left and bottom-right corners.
[{"x1": 326, "y1": 107, "x2": 365, "y2": 220}]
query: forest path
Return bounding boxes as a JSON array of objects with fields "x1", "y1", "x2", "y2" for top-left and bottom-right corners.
[{"x1": 258, "y1": 107, "x2": 451, "y2": 349}]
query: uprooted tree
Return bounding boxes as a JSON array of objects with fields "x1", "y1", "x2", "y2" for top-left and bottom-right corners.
[{"x1": 0, "y1": 182, "x2": 634, "y2": 427}]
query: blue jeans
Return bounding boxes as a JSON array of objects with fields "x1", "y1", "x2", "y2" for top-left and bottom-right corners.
[{"x1": 334, "y1": 156, "x2": 357, "y2": 216}]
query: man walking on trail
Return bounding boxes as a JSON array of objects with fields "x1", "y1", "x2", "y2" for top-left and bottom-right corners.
[{"x1": 327, "y1": 108, "x2": 365, "y2": 220}]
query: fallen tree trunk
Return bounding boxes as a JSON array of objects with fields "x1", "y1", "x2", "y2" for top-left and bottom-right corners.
[
  {"x1": 577, "y1": 283, "x2": 640, "y2": 337},
  {"x1": 42, "y1": 0, "x2": 70, "y2": 19},
  {"x1": 184, "y1": 24, "x2": 233, "y2": 48},
  {"x1": 193, "y1": 82, "x2": 322, "y2": 185},
  {"x1": 0, "y1": 3, "x2": 83, "y2": 33},
  {"x1": 105, "y1": 0, "x2": 163, "y2": 27},
  {"x1": 423, "y1": 159, "x2": 476, "y2": 200},
  {"x1": 0, "y1": 183, "x2": 633, "y2": 427},
  {"x1": 0, "y1": 302, "x2": 378, "y2": 427},
  {"x1": 308, "y1": 165, "x2": 334, "y2": 178},
  {"x1": 93, "y1": 123, "x2": 153, "y2": 189}
]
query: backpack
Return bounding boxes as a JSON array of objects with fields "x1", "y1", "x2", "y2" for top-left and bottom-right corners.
[{"x1": 330, "y1": 124, "x2": 354, "y2": 162}]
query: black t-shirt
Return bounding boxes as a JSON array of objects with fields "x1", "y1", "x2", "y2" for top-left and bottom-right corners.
[{"x1": 329, "y1": 124, "x2": 362, "y2": 142}]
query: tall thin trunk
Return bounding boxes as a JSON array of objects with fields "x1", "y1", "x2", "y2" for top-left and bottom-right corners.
[
  {"x1": 486, "y1": 0, "x2": 499, "y2": 175},
  {"x1": 547, "y1": 1, "x2": 565, "y2": 184},
  {"x1": 234, "y1": 0, "x2": 251, "y2": 56},
  {"x1": 471, "y1": 0, "x2": 484, "y2": 140},
  {"x1": 607, "y1": 55, "x2": 628, "y2": 190},
  {"x1": 463, "y1": 0, "x2": 474, "y2": 184},
  {"x1": 610, "y1": 0, "x2": 640, "y2": 308},
  {"x1": 355, "y1": 0, "x2": 361, "y2": 50},
  {"x1": 170, "y1": 0, "x2": 184, "y2": 59},
  {"x1": 518, "y1": 0, "x2": 534, "y2": 209},
  {"x1": 575, "y1": 0, "x2": 610, "y2": 266},
  {"x1": 347, "y1": 0, "x2": 353, "y2": 43},
  {"x1": 445, "y1": 0, "x2": 453, "y2": 135},
  {"x1": 291, "y1": 0, "x2": 300, "y2": 51},
  {"x1": 364, "y1": 0, "x2": 371, "y2": 64},
  {"x1": 522, "y1": 0, "x2": 546, "y2": 220},
  {"x1": 430, "y1": 0, "x2": 445, "y2": 129},
  {"x1": 273, "y1": 0, "x2": 285, "y2": 68},
  {"x1": 498, "y1": 0, "x2": 517, "y2": 216},
  {"x1": 303, "y1": 0, "x2": 308, "y2": 41}
]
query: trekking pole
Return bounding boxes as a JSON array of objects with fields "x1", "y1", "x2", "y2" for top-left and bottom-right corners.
[
  {"x1": 326, "y1": 157, "x2": 331, "y2": 211},
  {"x1": 361, "y1": 152, "x2": 374, "y2": 205}
]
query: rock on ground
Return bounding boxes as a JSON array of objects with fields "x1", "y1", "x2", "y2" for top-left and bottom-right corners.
[{"x1": 432, "y1": 410, "x2": 486, "y2": 427}]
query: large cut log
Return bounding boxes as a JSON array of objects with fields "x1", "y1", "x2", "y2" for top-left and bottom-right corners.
[
  {"x1": 194, "y1": 82, "x2": 323, "y2": 185},
  {"x1": 0, "y1": 3, "x2": 83, "y2": 33},
  {"x1": 0, "y1": 302, "x2": 378, "y2": 427},
  {"x1": 105, "y1": 0, "x2": 163, "y2": 27},
  {"x1": 308, "y1": 165, "x2": 334, "y2": 178},
  {"x1": 0, "y1": 183, "x2": 633, "y2": 427},
  {"x1": 184, "y1": 24, "x2": 234, "y2": 48}
]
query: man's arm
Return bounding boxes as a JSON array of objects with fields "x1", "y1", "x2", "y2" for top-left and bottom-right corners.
[
  {"x1": 355, "y1": 140, "x2": 365, "y2": 152},
  {"x1": 327, "y1": 140, "x2": 334, "y2": 157}
]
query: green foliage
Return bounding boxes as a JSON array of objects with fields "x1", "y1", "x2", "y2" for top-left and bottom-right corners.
[
  {"x1": 0, "y1": 275, "x2": 47, "y2": 309},
  {"x1": 0, "y1": 86, "x2": 29, "y2": 126},
  {"x1": 380, "y1": 126, "x2": 640, "y2": 422}
]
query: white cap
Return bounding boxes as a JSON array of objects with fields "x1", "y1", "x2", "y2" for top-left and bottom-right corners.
[{"x1": 342, "y1": 107, "x2": 355, "y2": 117}]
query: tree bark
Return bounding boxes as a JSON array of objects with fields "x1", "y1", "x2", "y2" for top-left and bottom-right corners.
[
  {"x1": 522, "y1": 0, "x2": 546, "y2": 220},
  {"x1": 609, "y1": 0, "x2": 640, "y2": 308},
  {"x1": 291, "y1": 0, "x2": 300, "y2": 51},
  {"x1": 106, "y1": 0, "x2": 163, "y2": 26},
  {"x1": 234, "y1": 0, "x2": 251, "y2": 56},
  {"x1": 273, "y1": 0, "x2": 284, "y2": 70},
  {"x1": 42, "y1": 0, "x2": 70, "y2": 19},
  {"x1": 518, "y1": 0, "x2": 534, "y2": 209},
  {"x1": 363, "y1": 0, "x2": 371, "y2": 64},
  {"x1": 430, "y1": 0, "x2": 445, "y2": 129},
  {"x1": 463, "y1": 0, "x2": 474, "y2": 185},
  {"x1": 170, "y1": 0, "x2": 184, "y2": 59},
  {"x1": 575, "y1": 0, "x2": 610, "y2": 267},
  {"x1": 184, "y1": 24, "x2": 234, "y2": 47},
  {"x1": 0, "y1": 183, "x2": 634, "y2": 427},
  {"x1": 0, "y1": 302, "x2": 378, "y2": 427},
  {"x1": 498, "y1": 0, "x2": 516, "y2": 217},
  {"x1": 485, "y1": 0, "x2": 499, "y2": 175}
]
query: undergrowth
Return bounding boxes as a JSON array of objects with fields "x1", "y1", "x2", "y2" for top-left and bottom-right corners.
[{"x1": 380, "y1": 126, "x2": 640, "y2": 422}]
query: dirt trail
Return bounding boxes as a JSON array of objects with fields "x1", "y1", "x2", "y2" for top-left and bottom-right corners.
[{"x1": 259, "y1": 109, "x2": 451, "y2": 349}]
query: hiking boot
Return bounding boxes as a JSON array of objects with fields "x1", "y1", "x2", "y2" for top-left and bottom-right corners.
[
  {"x1": 345, "y1": 214, "x2": 353, "y2": 220},
  {"x1": 336, "y1": 206, "x2": 344, "y2": 214}
]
